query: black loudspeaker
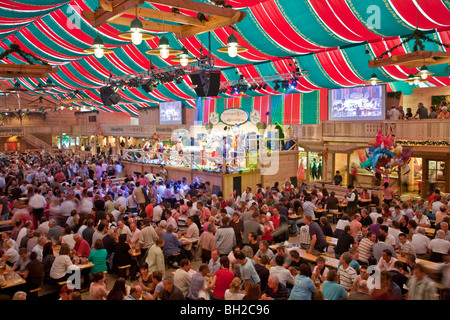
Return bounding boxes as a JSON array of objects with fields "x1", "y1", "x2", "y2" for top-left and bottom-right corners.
[
  {"x1": 109, "y1": 92, "x2": 121, "y2": 105},
  {"x1": 189, "y1": 69, "x2": 221, "y2": 97},
  {"x1": 141, "y1": 79, "x2": 156, "y2": 93},
  {"x1": 100, "y1": 86, "x2": 121, "y2": 106}
]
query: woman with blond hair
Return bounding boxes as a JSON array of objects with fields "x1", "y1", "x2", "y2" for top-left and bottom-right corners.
[
  {"x1": 224, "y1": 277, "x2": 245, "y2": 300},
  {"x1": 260, "y1": 215, "x2": 274, "y2": 243}
]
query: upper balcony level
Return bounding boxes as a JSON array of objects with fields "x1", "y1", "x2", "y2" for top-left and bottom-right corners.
[{"x1": 294, "y1": 119, "x2": 450, "y2": 149}]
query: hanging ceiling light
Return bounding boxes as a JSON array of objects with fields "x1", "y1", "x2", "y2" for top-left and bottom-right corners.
[
  {"x1": 7, "y1": 80, "x2": 27, "y2": 92},
  {"x1": 368, "y1": 73, "x2": 381, "y2": 86},
  {"x1": 118, "y1": 8, "x2": 155, "y2": 45},
  {"x1": 418, "y1": 64, "x2": 434, "y2": 80},
  {"x1": 171, "y1": 47, "x2": 197, "y2": 66},
  {"x1": 217, "y1": 27, "x2": 248, "y2": 58},
  {"x1": 145, "y1": 34, "x2": 183, "y2": 59},
  {"x1": 83, "y1": 34, "x2": 114, "y2": 58}
]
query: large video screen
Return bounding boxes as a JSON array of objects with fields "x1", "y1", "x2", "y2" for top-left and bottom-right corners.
[
  {"x1": 328, "y1": 85, "x2": 385, "y2": 121},
  {"x1": 160, "y1": 101, "x2": 183, "y2": 125}
]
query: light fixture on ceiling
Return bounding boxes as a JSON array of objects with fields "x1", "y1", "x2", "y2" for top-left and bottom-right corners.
[
  {"x1": 171, "y1": 47, "x2": 197, "y2": 66},
  {"x1": 217, "y1": 26, "x2": 248, "y2": 58},
  {"x1": 7, "y1": 80, "x2": 27, "y2": 92},
  {"x1": 83, "y1": 34, "x2": 114, "y2": 58},
  {"x1": 368, "y1": 73, "x2": 381, "y2": 86},
  {"x1": 146, "y1": 34, "x2": 183, "y2": 59},
  {"x1": 418, "y1": 64, "x2": 434, "y2": 80},
  {"x1": 118, "y1": 7, "x2": 155, "y2": 45}
]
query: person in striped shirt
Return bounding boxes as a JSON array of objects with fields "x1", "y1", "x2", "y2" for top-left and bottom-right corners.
[
  {"x1": 337, "y1": 252, "x2": 358, "y2": 291},
  {"x1": 406, "y1": 264, "x2": 437, "y2": 300},
  {"x1": 357, "y1": 231, "x2": 376, "y2": 264},
  {"x1": 397, "y1": 233, "x2": 416, "y2": 257}
]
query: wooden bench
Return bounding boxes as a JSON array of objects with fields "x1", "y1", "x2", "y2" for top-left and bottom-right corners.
[
  {"x1": 117, "y1": 264, "x2": 131, "y2": 278},
  {"x1": 0, "y1": 219, "x2": 12, "y2": 228}
]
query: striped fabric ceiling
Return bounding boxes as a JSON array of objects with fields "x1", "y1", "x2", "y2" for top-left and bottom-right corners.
[{"x1": 2, "y1": 0, "x2": 450, "y2": 116}]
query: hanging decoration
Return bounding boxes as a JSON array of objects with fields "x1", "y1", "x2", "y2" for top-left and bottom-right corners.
[{"x1": 358, "y1": 130, "x2": 413, "y2": 177}]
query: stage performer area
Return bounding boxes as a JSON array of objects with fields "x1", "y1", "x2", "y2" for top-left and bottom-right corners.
[{"x1": 121, "y1": 138, "x2": 299, "y2": 197}]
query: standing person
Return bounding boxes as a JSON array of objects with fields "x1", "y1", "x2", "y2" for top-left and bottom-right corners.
[
  {"x1": 28, "y1": 189, "x2": 47, "y2": 229},
  {"x1": 215, "y1": 216, "x2": 236, "y2": 257},
  {"x1": 207, "y1": 256, "x2": 235, "y2": 300},
  {"x1": 345, "y1": 184, "x2": 358, "y2": 218},
  {"x1": 412, "y1": 102, "x2": 428, "y2": 119},
  {"x1": 304, "y1": 214, "x2": 327, "y2": 254},
  {"x1": 89, "y1": 272, "x2": 108, "y2": 300},
  {"x1": 382, "y1": 182, "x2": 395, "y2": 206},
  {"x1": 406, "y1": 264, "x2": 437, "y2": 300},
  {"x1": 235, "y1": 251, "x2": 260, "y2": 294}
]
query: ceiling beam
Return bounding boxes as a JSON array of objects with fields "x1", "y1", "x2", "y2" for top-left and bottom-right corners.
[
  {"x1": 177, "y1": 11, "x2": 246, "y2": 39},
  {"x1": 368, "y1": 50, "x2": 450, "y2": 69},
  {"x1": 124, "y1": 7, "x2": 205, "y2": 27},
  {"x1": 83, "y1": 0, "x2": 145, "y2": 28},
  {"x1": 109, "y1": 16, "x2": 182, "y2": 33},
  {"x1": 147, "y1": 0, "x2": 238, "y2": 18},
  {"x1": 0, "y1": 64, "x2": 58, "y2": 78}
]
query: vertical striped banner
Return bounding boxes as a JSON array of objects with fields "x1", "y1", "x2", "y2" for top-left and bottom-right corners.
[
  {"x1": 319, "y1": 88, "x2": 328, "y2": 121},
  {"x1": 253, "y1": 95, "x2": 270, "y2": 123},
  {"x1": 301, "y1": 91, "x2": 320, "y2": 124},
  {"x1": 283, "y1": 93, "x2": 302, "y2": 124}
]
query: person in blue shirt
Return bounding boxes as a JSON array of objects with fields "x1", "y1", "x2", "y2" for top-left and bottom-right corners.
[
  {"x1": 289, "y1": 264, "x2": 317, "y2": 300},
  {"x1": 322, "y1": 269, "x2": 348, "y2": 300}
]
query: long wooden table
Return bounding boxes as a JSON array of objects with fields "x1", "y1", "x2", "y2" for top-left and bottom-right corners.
[
  {"x1": 326, "y1": 236, "x2": 338, "y2": 247},
  {"x1": 0, "y1": 265, "x2": 26, "y2": 289},
  {"x1": 268, "y1": 243, "x2": 340, "y2": 269},
  {"x1": 397, "y1": 255, "x2": 442, "y2": 274}
]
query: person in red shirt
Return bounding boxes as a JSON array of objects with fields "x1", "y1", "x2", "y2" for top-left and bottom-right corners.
[
  {"x1": 269, "y1": 207, "x2": 281, "y2": 230},
  {"x1": 207, "y1": 256, "x2": 235, "y2": 299},
  {"x1": 428, "y1": 189, "x2": 440, "y2": 205},
  {"x1": 145, "y1": 199, "x2": 155, "y2": 221},
  {"x1": 73, "y1": 233, "x2": 91, "y2": 258},
  {"x1": 54, "y1": 170, "x2": 66, "y2": 183}
]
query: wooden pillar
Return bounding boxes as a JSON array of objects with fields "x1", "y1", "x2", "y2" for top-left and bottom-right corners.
[{"x1": 422, "y1": 158, "x2": 429, "y2": 199}]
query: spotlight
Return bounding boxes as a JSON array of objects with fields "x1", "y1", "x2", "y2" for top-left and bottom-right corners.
[
  {"x1": 273, "y1": 82, "x2": 280, "y2": 90},
  {"x1": 230, "y1": 86, "x2": 236, "y2": 95},
  {"x1": 141, "y1": 78, "x2": 158, "y2": 93},
  {"x1": 257, "y1": 84, "x2": 262, "y2": 90},
  {"x1": 281, "y1": 80, "x2": 289, "y2": 89},
  {"x1": 290, "y1": 79, "x2": 297, "y2": 89},
  {"x1": 263, "y1": 83, "x2": 267, "y2": 89}
]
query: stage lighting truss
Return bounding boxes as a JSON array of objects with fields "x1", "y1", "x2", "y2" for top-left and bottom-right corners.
[
  {"x1": 218, "y1": 69, "x2": 307, "y2": 94},
  {"x1": 103, "y1": 56, "x2": 214, "y2": 91}
]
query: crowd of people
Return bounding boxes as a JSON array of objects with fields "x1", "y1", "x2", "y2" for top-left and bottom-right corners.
[
  {"x1": 0, "y1": 150, "x2": 448, "y2": 301},
  {"x1": 387, "y1": 101, "x2": 450, "y2": 120}
]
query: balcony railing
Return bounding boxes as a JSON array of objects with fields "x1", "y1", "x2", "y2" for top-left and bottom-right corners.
[{"x1": 294, "y1": 119, "x2": 450, "y2": 142}]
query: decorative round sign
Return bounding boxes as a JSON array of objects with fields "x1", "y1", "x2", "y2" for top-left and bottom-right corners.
[
  {"x1": 209, "y1": 112, "x2": 219, "y2": 125},
  {"x1": 220, "y1": 108, "x2": 249, "y2": 126},
  {"x1": 250, "y1": 109, "x2": 261, "y2": 125}
]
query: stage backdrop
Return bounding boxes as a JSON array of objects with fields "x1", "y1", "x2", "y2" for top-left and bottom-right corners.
[{"x1": 194, "y1": 91, "x2": 324, "y2": 125}]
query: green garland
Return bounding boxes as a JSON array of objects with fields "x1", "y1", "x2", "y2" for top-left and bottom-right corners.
[
  {"x1": 397, "y1": 140, "x2": 450, "y2": 147},
  {"x1": 0, "y1": 43, "x2": 48, "y2": 65},
  {"x1": 375, "y1": 29, "x2": 450, "y2": 60}
]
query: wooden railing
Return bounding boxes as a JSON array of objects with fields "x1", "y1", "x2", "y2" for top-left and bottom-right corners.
[{"x1": 294, "y1": 119, "x2": 450, "y2": 142}]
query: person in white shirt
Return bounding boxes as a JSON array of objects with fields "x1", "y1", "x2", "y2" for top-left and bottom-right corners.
[
  {"x1": 153, "y1": 202, "x2": 164, "y2": 224},
  {"x1": 269, "y1": 255, "x2": 294, "y2": 287},
  {"x1": 387, "y1": 105, "x2": 402, "y2": 120},
  {"x1": 241, "y1": 187, "x2": 254, "y2": 205},
  {"x1": 116, "y1": 220, "x2": 132, "y2": 240},
  {"x1": 114, "y1": 192, "x2": 128, "y2": 209},
  {"x1": 376, "y1": 249, "x2": 398, "y2": 271},
  {"x1": 369, "y1": 210, "x2": 382, "y2": 225},
  {"x1": 411, "y1": 228, "x2": 431, "y2": 259},
  {"x1": 412, "y1": 211, "x2": 431, "y2": 228},
  {"x1": 431, "y1": 196, "x2": 444, "y2": 216},
  {"x1": 16, "y1": 221, "x2": 33, "y2": 248},
  {"x1": 380, "y1": 225, "x2": 397, "y2": 250},
  {"x1": 428, "y1": 230, "x2": 450, "y2": 262}
]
